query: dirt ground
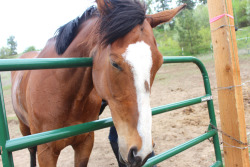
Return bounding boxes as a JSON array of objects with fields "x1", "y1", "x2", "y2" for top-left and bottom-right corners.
[{"x1": 0, "y1": 54, "x2": 249, "y2": 167}]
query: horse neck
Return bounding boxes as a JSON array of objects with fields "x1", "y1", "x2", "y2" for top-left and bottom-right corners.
[
  {"x1": 63, "y1": 17, "x2": 99, "y2": 58},
  {"x1": 53, "y1": 18, "x2": 100, "y2": 103}
]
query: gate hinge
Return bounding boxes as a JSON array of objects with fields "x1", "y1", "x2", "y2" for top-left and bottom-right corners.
[{"x1": 201, "y1": 95, "x2": 213, "y2": 102}]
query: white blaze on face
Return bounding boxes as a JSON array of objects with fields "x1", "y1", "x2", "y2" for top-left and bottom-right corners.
[{"x1": 122, "y1": 41, "x2": 153, "y2": 160}]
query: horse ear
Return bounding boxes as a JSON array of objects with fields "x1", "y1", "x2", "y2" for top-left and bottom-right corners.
[
  {"x1": 95, "y1": 0, "x2": 111, "y2": 15},
  {"x1": 146, "y1": 4, "x2": 187, "y2": 28}
]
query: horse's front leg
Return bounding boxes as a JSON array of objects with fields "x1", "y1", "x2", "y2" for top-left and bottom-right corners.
[
  {"x1": 37, "y1": 143, "x2": 61, "y2": 167},
  {"x1": 72, "y1": 132, "x2": 94, "y2": 167}
]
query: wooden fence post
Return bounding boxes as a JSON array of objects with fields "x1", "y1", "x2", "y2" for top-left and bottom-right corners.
[{"x1": 207, "y1": 0, "x2": 250, "y2": 166}]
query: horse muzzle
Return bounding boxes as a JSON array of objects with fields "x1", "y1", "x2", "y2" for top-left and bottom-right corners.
[{"x1": 119, "y1": 147, "x2": 152, "y2": 167}]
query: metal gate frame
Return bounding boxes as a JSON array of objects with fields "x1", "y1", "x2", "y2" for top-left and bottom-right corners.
[{"x1": 0, "y1": 56, "x2": 223, "y2": 167}]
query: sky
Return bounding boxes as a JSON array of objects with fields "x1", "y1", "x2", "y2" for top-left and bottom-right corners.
[{"x1": 0, "y1": 0, "x2": 96, "y2": 53}]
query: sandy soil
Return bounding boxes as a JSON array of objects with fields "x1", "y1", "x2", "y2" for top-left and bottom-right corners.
[{"x1": 0, "y1": 55, "x2": 249, "y2": 167}]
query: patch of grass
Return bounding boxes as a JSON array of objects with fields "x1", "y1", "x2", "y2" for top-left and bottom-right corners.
[
  {"x1": 7, "y1": 116, "x2": 18, "y2": 121},
  {"x1": 236, "y1": 27, "x2": 250, "y2": 39},
  {"x1": 236, "y1": 27, "x2": 250, "y2": 50},
  {"x1": 1, "y1": 73, "x2": 10, "y2": 80},
  {"x1": 0, "y1": 53, "x2": 21, "y2": 59},
  {"x1": 3, "y1": 84, "x2": 11, "y2": 91}
]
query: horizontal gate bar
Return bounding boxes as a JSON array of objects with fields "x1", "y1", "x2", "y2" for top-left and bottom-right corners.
[
  {"x1": 5, "y1": 95, "x2": 210, "y2": 152},
  {"x1": 0, "y1": 56, "x2": 204, "y2": 71},
  {"x1": 143, "y1": 130, "x2": 217, "y2": 167},
  {"x1": 152, "y1": 95, "x2": 211, "y2": 115},
  {"x1": 163, "y1": 56, "x2": 207, "y2": 74},
  {"x1": 0, "y1": 58, "x2": 92, "y2": 71},
  {"x1": 5, "y1": 117, "x2": 114, "y2": 152}
]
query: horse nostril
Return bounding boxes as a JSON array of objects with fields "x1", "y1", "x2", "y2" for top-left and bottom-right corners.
[{"x1": 128, "y1": 147, "x2": 142, "y2": 167}]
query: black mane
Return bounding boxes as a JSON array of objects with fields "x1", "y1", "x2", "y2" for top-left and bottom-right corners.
[
  {"x1": 55, "y1": 6, "x2": 98, "y2": 55},
  {"x1": 100, "y1": 0, "x2": 146, "y2": 45},
  {"x1": 55, "y1": 0, "x2": 146, "y2": 55}
]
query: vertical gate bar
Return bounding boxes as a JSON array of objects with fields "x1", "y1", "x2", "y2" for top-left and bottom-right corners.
[
  {"x1": 0, "y1": 76, "x2": 14, "y2": 167},
  {"x1": 163, "y1": 56, "x2": 223, "y2": 165},
  {"x1": 196, "y1": 60, "x2": 223, "y2": 164},
  {"x1": 206, "y1": 85, "x2": 223, "y2": 164},
  {"x1": 163, "y1": 56, "x2": 223, "y2": 166}
]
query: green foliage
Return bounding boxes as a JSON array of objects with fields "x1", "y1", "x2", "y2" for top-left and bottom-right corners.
[
  {"x1": 7, "y1": 35, "x2": 17, "y2": 55},
  {"x1": 0, "y1": 47, "x2": 11, "y2": 58},
  {"x1": 233, "y1": 0, "x2": 250, "y2": 28},
  {"x1": 193, "y1": 4, "x2": 212, "y2": 54},
  {"x1": 23, "y1": 46, "x2": 37, "y2": 53},
  {"x1": 154, "y1": 29, "x2": 181, "y2": 56},
  {"x1": 153, "y1": 3, "x2": 213, "y2": 56},
  {"x1": 176, "y1": 10, "x2": 202, "y2": 55},
  {"x1": 197, "y1": 27, "x2": 212, "y2": 53},
  {"x1": 193, "y1": 4, "x2": 209, "y2": 28},
  {"x1": 155, "y1": 0, "x2": 171, "y2": 12},
  {"x1": 158, "y1": 37, "x2": 182, "y2": 56},
  {"x1": 151, "y1": 0, "x2": 249, "y2": 56},
  {"x1": 177, "y1": 0, "x2": 196, "y2": 10}
]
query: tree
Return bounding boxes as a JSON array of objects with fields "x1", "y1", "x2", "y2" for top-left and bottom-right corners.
[
  {"x1": 155, "y1": 0, "x2": 172, "y2": 12},
  {"x1": 145, "y1": 0, "x2": 154, "y2": 14},
  {"x1": 7, "y1": 36, "x2": 17, "y2": 55},
  {"x1": 23, "y1": 46, "x2": 37, "y2": 53},
  {"x1": 175, "y1": 10, "x2": 202, "y2": 55},
  {"x1": 0, "y1": 47, "x2": 11, "y2": 58},
  {"x1": 193, "y1": 4, "x2": 209, "y2": 28},
  {"x1": 201, "y1": 0, "x2": 207, "y2": 4},
  {"x1": 233, "y1": 0, "x2": 250, "y2": 28},
  {"x1": 154, "y1": 0, "x2": 173, "y2": 30},
  {"x1": 193, "y1": 4, "x2": 211, "y2": 53},
  {"x1": 177, "y1": 0, "x2": 196, "y2": 10}
]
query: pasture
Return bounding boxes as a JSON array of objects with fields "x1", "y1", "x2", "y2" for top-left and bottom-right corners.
[{"x1": 0, "y1": 54, "x2": 249, "y2": 167}]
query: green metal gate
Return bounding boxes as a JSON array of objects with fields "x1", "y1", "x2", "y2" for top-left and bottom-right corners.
[{"x1": 0, "y1": 56, "x2": 223, "y2": 167}]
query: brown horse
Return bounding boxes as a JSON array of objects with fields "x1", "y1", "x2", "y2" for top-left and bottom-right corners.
[{"x1": 11, "y1": 1, "x2": 186, "y2": 167}]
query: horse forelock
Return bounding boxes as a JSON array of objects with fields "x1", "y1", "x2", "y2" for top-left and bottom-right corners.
[
  {"x1": 99, "y1": 0, "x2": 146, "y2": 46},
  {"x1": 55, "y1": 6, "x2": 98, "y2": 55}
]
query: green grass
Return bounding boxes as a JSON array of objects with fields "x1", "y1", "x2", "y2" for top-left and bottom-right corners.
[
  {"x1": 236, "y1": 26, "x2": 250, "y2": 38},
  {"x1": 0, "y1": 72, "x2": 12, "y2": 97},
  {"x1": 1, "y1": 72, "x2": 10, "y2": 80},
  {"x1": 7, "y1": 116, "x2": 18, "y2": 121},
  {"x1": 236, "y1": 26, "x2": 250, "y2": 50},
  {"x1": 3, "y1": 84, "x2": 11, "y2": 91},
  {"x1": 0, "y1": 53, "x2": 21, "y2": 59}
]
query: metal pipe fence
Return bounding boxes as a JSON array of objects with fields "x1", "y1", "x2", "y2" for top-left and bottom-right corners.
[{"x1": 0, "y1": 56, "x2": 223, "y2": 167}]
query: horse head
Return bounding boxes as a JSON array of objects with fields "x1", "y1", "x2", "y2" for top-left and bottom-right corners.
[{"x1": 93, "y1": 1, "x2": 186, "y2": 166}]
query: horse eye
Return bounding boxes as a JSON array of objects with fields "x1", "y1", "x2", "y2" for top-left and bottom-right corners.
[{"x1": 111, "y1": 60, "x2": 122, "y2": 71}]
